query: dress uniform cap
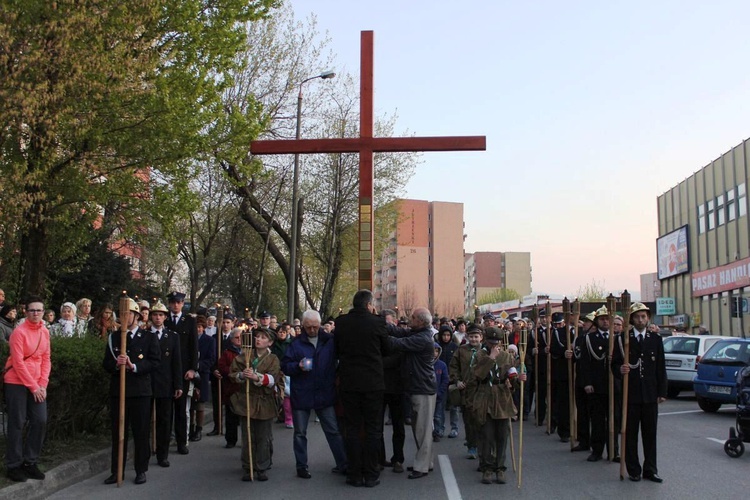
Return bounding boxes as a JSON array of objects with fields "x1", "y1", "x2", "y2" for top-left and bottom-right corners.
[
  {"x1": 167, "y1": 291, "x2": 186, "y2": 302},
  {"x1": 259, "y1": 311, "x2": 271, "y2": 319},
  {"x1": 150, "y1": 301, "x2": 168, "y2": 314},
  {"x1": 482, "y1": 313, "x2": 496, "y2": 321},
  {"x1": 224, "y1": 312, "x2": 236, "y2": 321},
  {"x1": 551, "y1": 312, "x2": 564, "y2": 323}
]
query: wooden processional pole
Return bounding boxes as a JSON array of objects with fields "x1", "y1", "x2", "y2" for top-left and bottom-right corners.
[
  {"x1": 117, "y1": 292, "x2": 129, "y2": 487},
  {"x1": 606, "y1": 294, "x2": 617, "y2": 460},
  {"x1": 619, "y1": 290, "x2": 632, "y2": 480}
]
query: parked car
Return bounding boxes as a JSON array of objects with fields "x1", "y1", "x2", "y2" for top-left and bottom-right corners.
[
  {"x1": 663, "y1": 334, "x2": 732, "y2": 398},
  {"x1": 693, "y1": 338, "x2": 750, "y2": 412}
]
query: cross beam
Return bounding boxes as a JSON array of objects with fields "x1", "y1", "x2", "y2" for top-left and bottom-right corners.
[{"x1": 251, "y1": 30, "x2": 486, "y2": 298}]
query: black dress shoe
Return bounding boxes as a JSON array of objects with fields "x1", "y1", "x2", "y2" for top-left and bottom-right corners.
[
  {"x1": 206, "y1": 429, "x2": 220, "y2": 436},
  {"x1": 104, "y1": 474, "x2": 118, "y2": 485},
  {"x1": 586, "y1": 453, "x2": 602, "y2": 462},
  {"x1": 225, "y1": 442, "x2": 236, "y2": 449},
  {"x1": 297, "y1": 469, "x2": 311, "y2": 479},
  {"x1": 571, "y1": 444, "x2": 589, "y2": 452},
  {"x1": 255, "y1": 470, "x2": 268, "y2": 481},
  {"x1": 629, "y1": 474, "x2": 641, "y2": 482},
  {"x1": 189, "y1": 430, "x2": 202, "y2": 442},
  {"x1": 364, "y1": 478, "x2": 380, "y2": 487},
  {"x1": 643, "y1": 473, "x2": 663, "y2": 483},
  {"x1": 158, "y1": 459, "x2": 170, "y2": 467},
  {"x1": 408, "y1": 471, "x2": 428, "y2": 479},
  {"x1": 346, "y1": 478, "x2": 364, "y2": 487},
  {"x1": 134, "y1": 473, "x2": 147, "y2": 485},
  {"x1": 611, "y1": 455, "x2": 621, "y2": 463},
  {"x1": 560, "y1": 436, "x2": 570, "y2": 443},
  {"x1": 177, "y1": 445, "x2": 189, "y2": 455}
]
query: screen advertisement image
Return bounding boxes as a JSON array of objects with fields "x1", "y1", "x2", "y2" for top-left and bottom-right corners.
[{"x1": 657, "y1": 225, "x2": 689, "y2": 280}]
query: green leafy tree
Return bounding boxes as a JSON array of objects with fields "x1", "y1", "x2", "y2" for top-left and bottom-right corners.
[
  {"x1": 478, "y1": 288, "x2": 522, "y2": 305},
  {"x1": 574, "y1": 279, "x2": 608, "y2": 302},
  {"x1": 0, "y1": 0, "x2": 276, "y2": 297}
]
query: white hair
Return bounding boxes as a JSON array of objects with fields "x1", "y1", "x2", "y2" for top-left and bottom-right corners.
[{"x1": 301, "y1": 310, "x2": 321, "y2": 325}]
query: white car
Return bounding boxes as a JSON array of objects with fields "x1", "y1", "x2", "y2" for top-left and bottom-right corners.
[{"x1": 663, "y1": 334, "x2": 733, "y2": 398}]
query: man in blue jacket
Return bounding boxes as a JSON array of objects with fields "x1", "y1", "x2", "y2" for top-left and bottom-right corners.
[{"x1": 282, "y1": 310, "x2": 347, "y2": 479}]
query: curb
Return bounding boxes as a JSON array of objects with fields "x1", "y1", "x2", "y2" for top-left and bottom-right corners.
[
  {"x1": 2, "y1": 411, "x2": 214, "y2": 499},
  {"x1": 2, "y1": 448, "x2": 110, "y2": 500}
]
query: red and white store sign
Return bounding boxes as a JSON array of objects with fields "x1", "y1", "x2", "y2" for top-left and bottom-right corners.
[{"x1": 691, "y1": 256, "x2": 750, "y2": 297}]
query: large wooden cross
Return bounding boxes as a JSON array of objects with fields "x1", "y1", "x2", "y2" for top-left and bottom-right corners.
[{"x1": 251, "y1": 30, "x2": 486, "y2": 292}]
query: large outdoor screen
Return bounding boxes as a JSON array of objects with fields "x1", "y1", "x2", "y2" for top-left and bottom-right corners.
[{"x1": 657, "y1": 225, "x2": 689, "y2": 280}]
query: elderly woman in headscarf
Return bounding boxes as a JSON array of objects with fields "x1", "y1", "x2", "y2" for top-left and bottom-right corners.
[{"x1": 49, "y1": 302, "x2": 87, "y2": 338}]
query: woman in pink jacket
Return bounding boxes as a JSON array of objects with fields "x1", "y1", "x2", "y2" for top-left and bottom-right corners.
[{"x1": 3, "y1": 296, "x2": 51, "y2": 483}]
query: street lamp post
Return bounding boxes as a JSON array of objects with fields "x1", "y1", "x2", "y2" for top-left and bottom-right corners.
[{"x1": 288, "y1": 70, "x2": 335, "y2": 323}]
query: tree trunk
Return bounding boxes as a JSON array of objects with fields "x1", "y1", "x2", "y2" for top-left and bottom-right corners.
[{"x1": 20, "y1": 218, "x2": 50, "y2": 298}]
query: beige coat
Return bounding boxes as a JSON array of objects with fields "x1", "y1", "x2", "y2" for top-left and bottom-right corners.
[
  {"x1": 471, "y1": 349, "x2": 518, "y2": 425},
  {"x1": 229, "y1": 348, "x2": 280, "y2": 420}
]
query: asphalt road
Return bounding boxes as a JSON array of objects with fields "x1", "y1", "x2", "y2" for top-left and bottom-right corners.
[{"x1": 49, "y1": 394, "x2": 750, "y2": 500}]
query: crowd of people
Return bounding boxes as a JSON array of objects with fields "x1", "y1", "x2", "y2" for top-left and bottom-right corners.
[{"x1": 1, "y1": 286, "x2": 667, "y2": 488}]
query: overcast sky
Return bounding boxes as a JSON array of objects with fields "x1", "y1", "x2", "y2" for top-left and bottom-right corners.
[{"x1": 289, "y1": 0, "x2": 750, "y2": 297}]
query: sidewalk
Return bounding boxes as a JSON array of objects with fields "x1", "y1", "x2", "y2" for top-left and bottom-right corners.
[{"x1": 1, "y1": 411, "x2": 214, "y2": 500}]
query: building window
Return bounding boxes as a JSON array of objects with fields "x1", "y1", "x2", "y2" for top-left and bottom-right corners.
[
  {"x1": 707, "y1": 200, "x2": 715, "y2": 230},
  {"x1": 727, "y1": 189, "x2": 736, "y2": 222},
  {"x1": 740, "y1": 183, "x2": 747, "y2": 218},
  {"x1": 698, "y1": 204, "x2": 706, "y2": 234},
  {"x1": 717, "y1": 194, "x2": 725, "y2": 226}
]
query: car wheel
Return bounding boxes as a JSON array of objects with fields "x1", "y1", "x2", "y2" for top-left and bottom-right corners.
[
  {"x1": 697, "y1": 396, "x2": 721, "y2": 413},
  {"x1": 724, "y1": 438, "x2": 744, "y2": 458},
  {"x1": 667, "y1": 385, "x2": 680, "y2": 398}
]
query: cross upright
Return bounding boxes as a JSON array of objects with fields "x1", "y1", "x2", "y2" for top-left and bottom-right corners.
[{"x1": 251, "y1": 30, "x2": 486, "y2": 293}]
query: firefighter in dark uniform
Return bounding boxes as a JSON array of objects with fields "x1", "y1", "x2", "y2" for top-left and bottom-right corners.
[
  {"x1": 612, "y1": 302, "x2": 667, "y2": 483},
  {"x1": 549, "y1": 312, "x2": 571, "y2": 442},
  {"x1": 534, "y1": 310, "x2": 549, "y2": 428},
  {"x1": 579, "y1": 306, "x2": 614, "y2": 462},
  {"x1": 165, "y1": 291, "x2": 199, "y2": 455},
  {"x1": 149, "y1": 301, "x2": 182, "y2": 467},
  {"x1": 570, "y1": 311, "x2": 596, "y2": 452},
  {"x1": 103, "y1": 298, "x2": 161, "y2": 485}
]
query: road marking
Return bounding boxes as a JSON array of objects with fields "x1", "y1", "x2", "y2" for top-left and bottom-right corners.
[
  {"x1": 659, "y1": 410, "x2": 703, "y2": 416},
  {"x1": 707, "y1": 437, "x2": 725, "y2": 444},
  {"x1": 439, "y1": 454, "x2": 462, "y2": 500}
]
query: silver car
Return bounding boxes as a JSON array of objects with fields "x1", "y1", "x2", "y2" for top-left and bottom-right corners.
[{"x1": 663, "y1": 334, "x2": 733, "y2": 398}]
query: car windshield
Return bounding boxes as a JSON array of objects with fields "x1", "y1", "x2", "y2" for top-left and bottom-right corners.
[
  {"x1": 663, "y1": 337, "x2": 699, "y2": 355},
  {"x1": 701, "y1": 341, "x2": 750, "y2": 365}
]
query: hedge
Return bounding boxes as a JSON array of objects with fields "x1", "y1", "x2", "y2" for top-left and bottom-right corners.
[{"x1": 2, "y1": 336, "x2": 110, "y2": 441}]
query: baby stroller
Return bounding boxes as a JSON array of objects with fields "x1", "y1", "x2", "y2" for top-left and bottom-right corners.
[{"x1": 724, "y1": 365, "x2": 750, "y2": 458}]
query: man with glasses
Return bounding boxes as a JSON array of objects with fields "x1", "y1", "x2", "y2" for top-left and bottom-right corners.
[
  {"x1": 282, "y1": 310, "x2": 347, "y2": 479},
  {"x1": 4, "y1": 297, "x2": 51, "y2": 482}
]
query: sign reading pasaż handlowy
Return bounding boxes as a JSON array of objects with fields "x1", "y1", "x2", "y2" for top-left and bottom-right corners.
[{"x1": 691, "y1": 256, "x2": 750, "y2": 297}]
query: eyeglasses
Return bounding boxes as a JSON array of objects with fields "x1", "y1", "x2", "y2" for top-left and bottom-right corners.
[{"x1": 27, "y1": 309, "x2": 44, "y2": 313}]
